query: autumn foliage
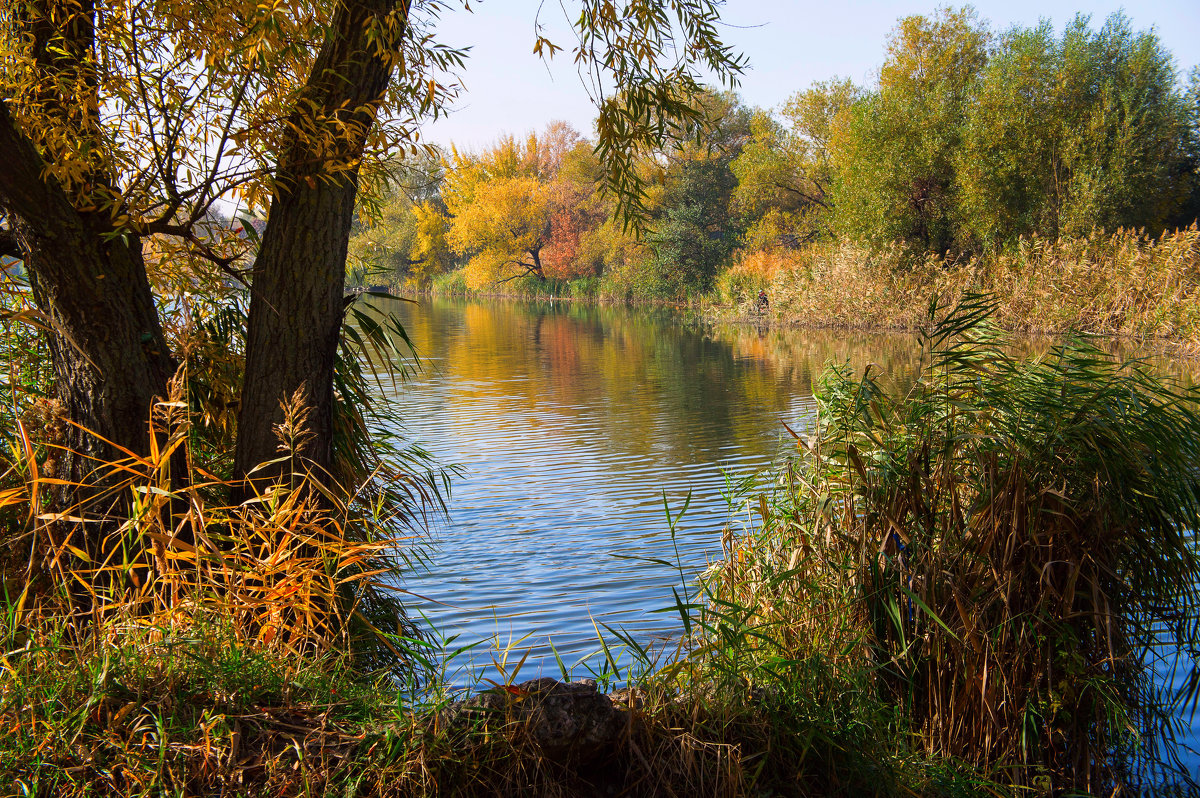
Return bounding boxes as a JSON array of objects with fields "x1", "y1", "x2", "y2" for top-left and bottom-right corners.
[{"x1": 348, "y1": 8, "x2": 1197, "y2": 310}]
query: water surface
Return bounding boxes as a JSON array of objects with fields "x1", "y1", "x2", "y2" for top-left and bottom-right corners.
[
  {"x1": 375, "y1": 296, "x2": 1197, "y2": 780},
  {"x1": 378, "y1": 297, "x2": 920, "y2": 682}
]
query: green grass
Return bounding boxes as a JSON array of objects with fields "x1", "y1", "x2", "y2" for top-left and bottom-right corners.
[
  {"x1": 1, "y1": 611, "x2": 391, "y2": 795},
  {"x1": 0, "y1": 594, "x2": 998, "y2": 797},
  {"x1": 428, "y1": 270, "x2": 599, "y2": 300}
]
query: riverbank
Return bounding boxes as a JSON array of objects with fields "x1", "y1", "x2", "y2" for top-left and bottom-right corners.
[
  {"x1": 0, "y1": 621, "x2": 973, "y2": 796},
  {"x1": 0, "y1": 291, "x2": 974, "y2": 796},
  {"x1": 402, "y1": 227, "x2": 1200, "y2": 360},
  {"x1": 707, "y1": 227, "x2": 1200, "y2": 359}
]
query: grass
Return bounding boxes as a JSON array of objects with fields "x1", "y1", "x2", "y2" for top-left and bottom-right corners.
[
  {"x1": 0, "y1": 592, "x2": 989, "y2": 797},
  {"x1": 1, "y1": 612, "x2": 380, "y2": 795}
]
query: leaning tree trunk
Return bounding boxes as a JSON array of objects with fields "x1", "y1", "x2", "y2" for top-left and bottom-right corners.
[
  {"x1": 529, "y1": 247, "x2": 547, "y2": 280},
  {"x1": 233, "y1": 0, "x2": 410, "y2": 495},
  {"x1": 0, "y1": 2, "x2": 186, "y2": 606},
  {"x1": 0, "y1": 107, "x2": 176, "y2": 522}
]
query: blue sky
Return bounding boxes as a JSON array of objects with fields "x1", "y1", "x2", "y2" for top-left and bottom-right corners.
[{"x1": 420, "y1": 0, "x2": 1200, "y2": 150}]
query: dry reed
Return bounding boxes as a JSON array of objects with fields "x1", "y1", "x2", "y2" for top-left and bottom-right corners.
[
  {"x1": 708, "y1": 296, "x2": 1200, "y2": 793},
  {"x1": 717, "y1": 227, "x2": 1200, "y2": 353}
]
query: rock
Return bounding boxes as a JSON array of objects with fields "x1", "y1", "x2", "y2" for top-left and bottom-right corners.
[{"x1": 439, "y1": 678, "x2": 627, "y2": 763}]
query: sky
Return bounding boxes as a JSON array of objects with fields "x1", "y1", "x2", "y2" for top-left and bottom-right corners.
[{"x1": 419, "y1": 0, "x2": 1200, "y2": 151}]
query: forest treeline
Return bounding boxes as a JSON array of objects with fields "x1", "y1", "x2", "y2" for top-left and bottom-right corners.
[{"x1": 349, "y1": 8, "x2": 1200, "y2": 314}]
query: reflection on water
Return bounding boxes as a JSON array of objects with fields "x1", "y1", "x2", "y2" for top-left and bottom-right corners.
[
  {"x1": 377, "y1": 297, "x2": 922, "y2": 685},
  {"x1": 373, "y1": 296, "x2": 1197, "y2": 778}
]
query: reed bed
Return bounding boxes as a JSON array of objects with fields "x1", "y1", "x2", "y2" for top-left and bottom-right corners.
[
  {"x1": 698, "y1": 296, "x2": 1200, "y2": 793},
  {"x1": 717, "y1": 227, "x2": 1200, "y2": 352}
]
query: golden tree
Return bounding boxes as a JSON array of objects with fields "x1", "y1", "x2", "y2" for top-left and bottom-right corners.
[{"x1": 441, "y1": 135, "x2": 543, "y2": 285}]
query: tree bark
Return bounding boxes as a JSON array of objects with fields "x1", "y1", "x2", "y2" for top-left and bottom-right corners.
[
  {"x1": 233, "y1": 0, "x2": 410, "y2": 494},
  {"x1": 0, "y1": 101, "x2": 176, "y2": 514}
]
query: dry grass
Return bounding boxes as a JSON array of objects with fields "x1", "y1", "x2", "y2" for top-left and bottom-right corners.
[
  {"x1": 715, "y1": 227, "x2": 1200, "y2": 353},
  {"x1": 1, "y1": 378, "x2": 420, "y2": 658}
]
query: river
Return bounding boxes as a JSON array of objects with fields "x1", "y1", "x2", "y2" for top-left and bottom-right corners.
[
  {"x1": 373, "y1": 295, "x2": 1197, "y2": 778},
  {"x1": 375, "y1": 297, "x2": 922, "y2": 679}
]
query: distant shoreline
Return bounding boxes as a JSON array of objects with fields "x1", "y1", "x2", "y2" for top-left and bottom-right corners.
[{"x1": 365, "y1": 282, "x2": 1200, "y2": 365}]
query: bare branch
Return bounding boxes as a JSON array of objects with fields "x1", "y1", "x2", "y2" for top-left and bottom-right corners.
[
  {"x1": 774, "y1": 180, "x2": 830, "y2": 210},
  {"x1": 144, "y1": 221, "x2": 253, "y2": 286},
  {"x1": 496, "y1": 259, "x2": 542, "y2": 282}
]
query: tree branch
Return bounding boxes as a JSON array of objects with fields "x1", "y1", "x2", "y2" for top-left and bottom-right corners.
[
  {"x1": 144, "y1": 221, "x2": 253, "y2": 286},
  {"x1": 773, "y1": 180, "x2": 829, "y2": 209},
  {"x1": 496, "y1": 258, "x2": 541, "y2": 282}
]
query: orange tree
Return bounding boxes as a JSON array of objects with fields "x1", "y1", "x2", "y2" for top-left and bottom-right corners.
[
  {"x1": 0, "y1": 0, "x2": 743, "y2": 521},
  {"x1": 444, "y1": 125, "x2": 609, "y2": 287}
]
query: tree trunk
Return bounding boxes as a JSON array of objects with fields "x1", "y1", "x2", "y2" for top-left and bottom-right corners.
[
  {"x1": 0, "y1": 0, "x2": 176, "y2": 514},
  {"x1": 233, "y1": 0, "x2": 410, "y2": 494},
  {"x1": 233, "y1": 173, "x2": 358, "y2": 490},
  {"x1": 0, "y1": 103, "x2": 176, "y2": 519},
  {"x1": 529, "y1": 247, "x2": 547, "y2": 280}
]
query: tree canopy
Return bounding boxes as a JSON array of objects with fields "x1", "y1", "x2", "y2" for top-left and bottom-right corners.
[
  {"x1": 957, "y1": 14, "x2": 1195, "y2": 246},
  {"x1": 828, "y1": 8, "x2": 1196, "y2": 255}
]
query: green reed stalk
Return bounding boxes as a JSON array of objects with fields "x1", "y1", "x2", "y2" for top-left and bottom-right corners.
[{"x1": 716, "y1": 293, "x2": 1200, "y2": 793}]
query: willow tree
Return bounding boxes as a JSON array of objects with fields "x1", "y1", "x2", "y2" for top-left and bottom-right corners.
[
  {"x1": 731, "y1": 78, "x2": 859, "y2": 248},
  {"x1": 956, "y1": 13, "x2": 1193, "y2": 247},
  {"x1": 830, "y1": 6, "x2": 990, "y2": 252},
  {"x1": 0, "y1": 0, "x2": 743, "y2": 517}
]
